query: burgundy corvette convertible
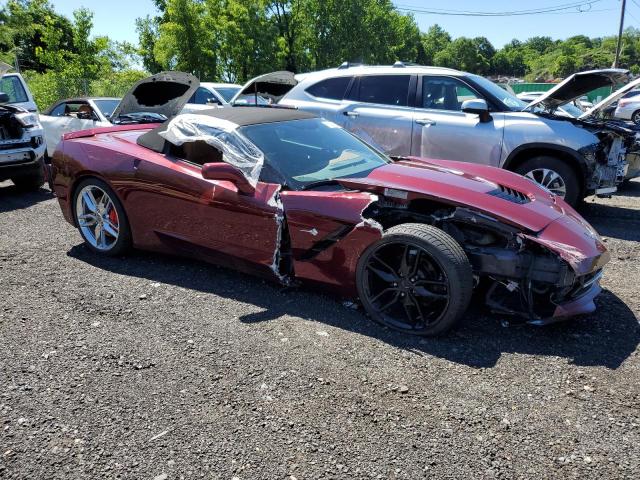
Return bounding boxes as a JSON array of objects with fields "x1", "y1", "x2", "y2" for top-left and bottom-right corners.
[{"x1": 49, "y1": 72, "x2": 609, "y2": 336}]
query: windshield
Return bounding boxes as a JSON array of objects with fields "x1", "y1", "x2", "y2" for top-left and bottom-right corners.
[
  {"x1": 0, "y1": 75, "x2": 28, "y2": 103},
  {"x1": 215, "y1": 87, "x2": 241, "y2": 103},
  {"x1": 470, "y1": 75, "x2": 527, "y2": 111},
  {"x1": 93, "y1": 99, "x2": 121, "y2": 118},
  {"x1": 240, "y1": 118, "x2": 390, "y2": 190},
  {"x1": 559, "y1": 102, "x2": 584, "y2": 118}
]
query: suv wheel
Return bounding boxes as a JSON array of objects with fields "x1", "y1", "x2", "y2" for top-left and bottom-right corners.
[{"x1": 514, "y1": 156, "x2": 580, "y2": 206}]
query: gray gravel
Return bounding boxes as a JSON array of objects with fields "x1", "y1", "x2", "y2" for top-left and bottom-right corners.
[{"x1": 1, "y1": 179, "x2": 639, "y2": 479}]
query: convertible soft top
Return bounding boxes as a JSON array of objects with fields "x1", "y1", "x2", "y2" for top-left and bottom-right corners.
[{"x1": 137, "y1": 106, "x2": 316, "y2": 153}]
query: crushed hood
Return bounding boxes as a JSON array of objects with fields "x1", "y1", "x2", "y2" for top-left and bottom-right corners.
[
  {"x1": 230, "y1": 71, "x2": 297, "y2": 105},
  {"x1": 579, "y1": 76, "x2": 640, "y2": 119},
  {"x1": 111, "y1": 71, "x2": 199, "y2": 120},
  {"x1": 526, "y1": 69, "x2": 631, "y2": 111},
  {"x1": 338, "y1": 157, "x2": 583, "y2": 233}
]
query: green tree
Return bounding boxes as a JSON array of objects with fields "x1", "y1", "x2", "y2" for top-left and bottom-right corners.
[
  {"x1": 421, "y1": 24, "x2": 451, "y2": 65},
  {"x1": 153, "y1": 0, "x2": 217, "y2": 78},
  {"x1": 0, "y1": 0, "x2": 75, "y2": 72}
]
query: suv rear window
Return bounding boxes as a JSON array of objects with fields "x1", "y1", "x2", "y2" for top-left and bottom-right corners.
[
  {"x1": 356, "y1": 75, "x2": 410, "y2": 107},
  {"x1": 0, "y1": 76, "x2": 28, "y2": 103},
  {"x1": 306, "y1": 77, "x2": 352, "y2": 100}
]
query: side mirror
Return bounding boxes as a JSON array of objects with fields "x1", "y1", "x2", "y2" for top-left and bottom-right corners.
[
  {"x1": 462, "y1": 99, "x2": 491, "y2": 123},
  {"x1": 206, "y1": 97, "x2": 220, "y2": 105},
  {"x1": 0, "y1": 92, "x2": 9, "y2": 103},
  {"x1": 201, "y1": 162, "x2": 255, "y2": 194}
]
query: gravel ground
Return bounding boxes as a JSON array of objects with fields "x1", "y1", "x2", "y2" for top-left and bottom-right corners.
[{"x1": 1, "y1": 179, "x2": 639, "y2": 479}]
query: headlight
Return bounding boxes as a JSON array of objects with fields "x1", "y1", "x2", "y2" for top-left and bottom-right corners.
[{"x1": 15, "y1": 112, "x2": 41, "y2": 128}]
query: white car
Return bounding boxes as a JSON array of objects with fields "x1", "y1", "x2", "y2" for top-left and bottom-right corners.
[
  {"x1": 613, "y1": 89, "x2": 640, "y2": 124},
  {"x1": 41, "y1": 81, "x2": 225, "y2": 154},
  {"x1": 40, "y1": 97, "x2": 120, "y2": 156}
]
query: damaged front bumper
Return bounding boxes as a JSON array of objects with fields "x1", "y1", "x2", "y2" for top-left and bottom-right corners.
[
  {"x1": 481, "y1": 216, "x2": 607, "y2": 323},
  {"x1": 579, "y1": 140, "x2": 628, "y2": 195}
]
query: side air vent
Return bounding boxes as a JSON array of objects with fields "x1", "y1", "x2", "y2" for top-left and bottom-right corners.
[{"x1": 487, "y1": 185, "x2": 530, "y2": 204}]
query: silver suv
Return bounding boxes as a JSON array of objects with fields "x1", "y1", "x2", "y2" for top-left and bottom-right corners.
[{"x1": 234, "y1": 65, "x2": 636, "y2": 206}]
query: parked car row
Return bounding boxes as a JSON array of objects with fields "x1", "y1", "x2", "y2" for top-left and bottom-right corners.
[{"x1": 2, "y1": 64, "x2": 638, "y2": 336}]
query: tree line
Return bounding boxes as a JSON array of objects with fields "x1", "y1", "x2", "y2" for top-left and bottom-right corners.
[{"x1": 1, "y1": 0, "x2": 639, "y2": 109}]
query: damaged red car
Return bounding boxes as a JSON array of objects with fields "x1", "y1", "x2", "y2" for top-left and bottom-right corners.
[{"x1": 50, "y1": 73, "x2": 609, "y2": 336}]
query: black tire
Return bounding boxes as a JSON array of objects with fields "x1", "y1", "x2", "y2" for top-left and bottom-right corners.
[
  {"x1": 72, "y1": 177, "x2": 132, "y2": 256},
  {"x1": 632, "y1": 110, "x2": 640, "y2": 125},
  {"x1": 12, "y1": 164, "x2": 45, "y2": 192},
  {"x1": 514, "y1": 155, "x2": 580, "y2": 207},
  {"x1": 356, "y1": 223, "x2": 473, "y2": 336}
]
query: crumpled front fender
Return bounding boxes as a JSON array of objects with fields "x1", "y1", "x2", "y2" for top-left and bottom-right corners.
[{"x1": 522, "y1": 215, "x2": 609, "y2": 276}]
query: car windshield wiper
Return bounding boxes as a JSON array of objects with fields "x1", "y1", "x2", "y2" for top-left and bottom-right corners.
[{"x1": 300, "y1": 179, "x2": 343, "y2": 191}]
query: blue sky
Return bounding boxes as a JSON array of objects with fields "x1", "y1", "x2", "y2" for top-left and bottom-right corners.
[{"x1": 48, "y1": 0, "x2": 635, "y2": 48}]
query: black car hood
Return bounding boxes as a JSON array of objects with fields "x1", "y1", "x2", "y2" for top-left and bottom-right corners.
[
  {"x1": 526, "y1": 69, "x2": 631, "y2": 111},
  {"x1": 111, "y1": 71, "x2": 199, "y2": 119}
]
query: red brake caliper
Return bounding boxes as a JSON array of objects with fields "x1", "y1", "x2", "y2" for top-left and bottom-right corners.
[{"x1": 108, "y1": 207, "x2": 118, "y2": 227}]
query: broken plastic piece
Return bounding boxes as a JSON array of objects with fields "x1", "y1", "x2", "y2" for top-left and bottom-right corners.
[{"x1": 159, "y1": 114, "x2": 264, "y2": 186}]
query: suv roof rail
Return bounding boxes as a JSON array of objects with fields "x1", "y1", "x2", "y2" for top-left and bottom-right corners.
[{"x1": 337, "y1": 61, "x2": 363, "y2": 69}]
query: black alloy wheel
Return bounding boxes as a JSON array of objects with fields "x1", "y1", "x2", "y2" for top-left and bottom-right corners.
[{"x1": 356, "y1": 224, "x2": 473, "y2": 336}]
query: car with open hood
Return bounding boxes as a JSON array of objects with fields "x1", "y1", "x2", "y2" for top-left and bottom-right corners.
[
  {"x1": 40, "y1": 72, "x2": 199, "y2": 157},
  {"x1": 49, "y1": 106, "x2": 609, "y2": 336},
  {"x1": 579, "y1": 77, "x2": 640, "y2": 179},
  {"x1": 0, "y1": 62, "x2": 46, "y2": 190},
  {"x1": 238, "y1": 64, "x2": 636, "y2": 207}
]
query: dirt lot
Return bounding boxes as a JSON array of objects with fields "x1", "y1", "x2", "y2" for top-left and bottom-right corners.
[{"x1": 1, "y1": 179, "x2": 639, "y2": 479}]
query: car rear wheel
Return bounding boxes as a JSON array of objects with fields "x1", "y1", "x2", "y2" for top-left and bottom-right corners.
[
  {"x1": 514, "y1": 156, "x2": 580, "y2": 206},
  {"x1": 632, "y1": 110, "x2": 640, "y2": 125},
  {"x1": 356, "y1": 223, "x2": 473, "y2": 336},
  {"x1": 73, "y1": 178, "x2": 131, "y2": 256}
]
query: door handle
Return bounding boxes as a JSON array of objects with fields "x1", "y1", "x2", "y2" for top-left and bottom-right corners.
[
  {"x1": 415, "y1": 118, "x2": 436, "y2": 126},
  {"x1": 343, "y1": 111, "x2": 359, "y2": 118},
  {"x1": 133, "y1": 158, "x2": 141, "y2": 170}
]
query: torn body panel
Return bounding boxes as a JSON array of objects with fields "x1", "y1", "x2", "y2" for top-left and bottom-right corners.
[{"x1": 280, "y1": 190, "x2": 382, "y2": 294}]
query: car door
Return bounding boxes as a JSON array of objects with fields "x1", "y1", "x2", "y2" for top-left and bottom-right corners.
[
  {"x1": 41, "y1": 101, "x2": 111, "y2": 156},
  {"x1": 126, "y1": 147, "x2": 282, "y2": 277},
  {"x1": 411, "y1": 76, "x2": 505, "y2": 167},
  {"x1": 340, "y1": 74, "x2": 416, "y2": 156}
]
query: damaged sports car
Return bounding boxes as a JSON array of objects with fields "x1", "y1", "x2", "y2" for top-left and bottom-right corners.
[{"x1": 50, "y1": 105, "x2": 609, "y2": 336}]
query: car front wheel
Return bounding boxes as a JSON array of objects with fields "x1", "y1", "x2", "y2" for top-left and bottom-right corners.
[
  {"x1": 356, "y1": 223, "x2": 473, "y2": 336},
  {"x1": 632, "y1": 110, "x2": 640, "y2": 125},
  {"x1": 73, "y1": 178, "x2": 131, "y2": 256},
  {"x1": 515, "y1": 156, "x2": 580, "y2": 206}
]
